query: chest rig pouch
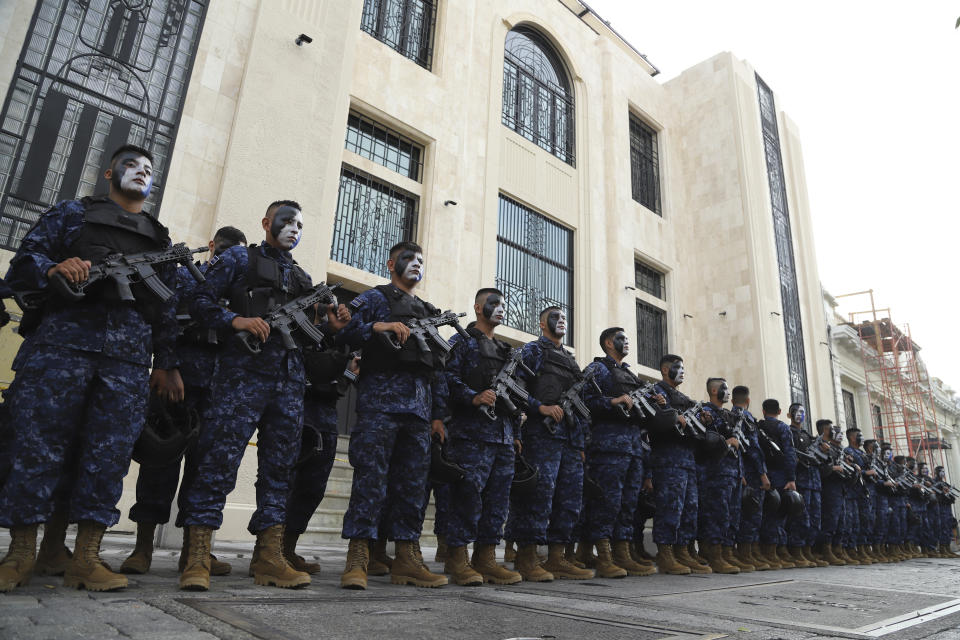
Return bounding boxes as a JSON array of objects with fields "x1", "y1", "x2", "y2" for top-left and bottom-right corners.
[
  {"x1": 229, "y1": 245, "x2": 311, "y2": 319},
  {"x1": 530, "y1": 343, "x2": 580, "y2": 406},
  {"x1": 463, "y1": 327, "x2": 512, "y2": 391},
  {"x1": 598, "y1": 357, "x2": 641, "y2": 421},
  {"x1": 362, "y1": 284, "x2": 442, "y2": 374}
]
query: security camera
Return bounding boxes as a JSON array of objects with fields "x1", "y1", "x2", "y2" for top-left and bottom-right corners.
[
  {"x1": 443, "y1": 200, "x2": 458, "y2": 206},
  {"x1": 295, "y1": 34, "x2": 313, "y2": 46}
]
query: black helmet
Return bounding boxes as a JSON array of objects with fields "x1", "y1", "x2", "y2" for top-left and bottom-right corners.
[
  {"x1": 583, "y1": 474, "x2": 603, "y2": 502},
  {"x1": 741, "y1": 485, "x2": 762, "y2": 518},
  {"x1": 697, "y1": 430, "x2": 729, "y2": 461},
  {"x1": 763, "y1": 488, "x2": 781, "y2": 514},
  {"x1": 512, "y1": 453, "x2": 539, "y2": 501},
  {"x1": 636, "y1": 491, "x2": 656, "y2": 520},
  {"x1": 429, "y1": 437, "x2": 466, "y2": 484},
  {"x1": 132, "y1": 395, "x2": 199, "y2": 468},
  {"x1": 778, "y1": 489, "x2": 805, "y2": 518},
  {"x1": 647, "y1": 409, "x2": 679, "y2": 437}
]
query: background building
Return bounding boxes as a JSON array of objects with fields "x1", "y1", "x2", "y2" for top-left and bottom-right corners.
[{"x1": 0, "y1": 0, "x2": 855, "y2": 542}]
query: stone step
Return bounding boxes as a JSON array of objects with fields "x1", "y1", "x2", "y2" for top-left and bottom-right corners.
[{"x1": 306, "y1": 490, "x2": 436, "y2": 522}]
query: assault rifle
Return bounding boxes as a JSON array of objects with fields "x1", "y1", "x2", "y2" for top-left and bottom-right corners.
[
  {"x1": 679, "y1": 402, "x2": 709, "y2": 439},
  {"x1": 50, "y1": 243, "x2": 206, "y2": 303},
  {"x1": 543, "y1": 367, "x2": 602, "y2": 435},
  {"x1": 382, "y1": 311, "x2": 470, "y2": 360},
  {"x1": 827, "y1": 442, "x2": 864, "y2": 487},
  {"x1": 480, "y1": 348, "x2": 534, "y2": 422},
  {"x1": 616, "y1": 381, "x2": 662, "y2": 421},
  {"x1": 237, "y1": 281, "x2": 340, "y2": 354}
]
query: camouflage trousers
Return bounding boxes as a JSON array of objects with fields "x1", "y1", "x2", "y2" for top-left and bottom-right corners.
[
  {"x1": 817, "y1": 480, "x2": 845, "y2": 546},
  {"x1": 871, "y1": 492, "x2": 889, "y2": 547},
  {"x1": 698, "y1": 473, "x2": 741, "y2": 546},
  {"x1": 787, "y1": 487, "x2": 821, "y2": 547},
  {"x1": 444, "y1": 438, "x2": 514, "y2": 547},
  {"x1": 584, "y1": 450, "x2": 644, "y2": 542}
]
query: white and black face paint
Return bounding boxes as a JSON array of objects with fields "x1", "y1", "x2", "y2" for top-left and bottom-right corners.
[
  {"x1": 612, "y1": 332, "x2": 629, "y2": 357},
  {"x1": 111, "y1": 152, "x2": 153, "y2": 199},
  {"x1": 394, "y1": 250, "x2": 424, "y2": 282},
  {"x1": 270, "y1": 206, "x2": 303, "y2": 250},
  {"x1": 883, "y1": 448, "x2": 893, "y2": 461},
  {"x1": 718, "y1": 382, "x2": 731, "y2": 404},
  {"x1": 482, "y1": 294, "x2": 506, "y2": 325},
  {"x1": 546, "y1": 310, "x2": 566, "y2": 337},
  {"x1": 793, "y1": 406, "x2": 806, "y2": 425},
  {"x1": 669, "y1": 361, "x2": 684, "y2": 383}
]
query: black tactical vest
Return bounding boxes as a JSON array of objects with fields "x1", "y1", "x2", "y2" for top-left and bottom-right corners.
[
  {"x1": 228, "y1": 245, "x2": 311, "y2": 318},
  {"x1": 361, "y1": 284, "x2": 442, "y2": 374},
  {"x1": 462, "y1": 327, "x2": 512, "y2": 392},
  {"x1": 304, "y1": 344, "x2": 352, "y2": 401},
  {"x1": 530, "y1": 342, "x2": 581, "y2": 405},
  {"x1": 597, "y1": 357, "x2": 641, "y2": 421}
]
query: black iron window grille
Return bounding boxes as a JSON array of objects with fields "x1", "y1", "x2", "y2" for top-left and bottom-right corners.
[
  {"x1": 757, "y1": 74, "x2": 810, "y2": 413},
  {"x1": 629, "y1": 114, "x2": 661, "y2": 215},
  {"x1": 635, "y1": 300, "x2": 666, "y2": 370},
  {"x1": 843, "y1": 389, "x2": 858, "y2": 429},
  {"x1": 501, "y1": 27, "x2": 575, "y2": 166},
  {"x1": 345, "y1": 112, "x2": 423, "y2": 182},
  {"x1": 330, "y1": 165, "x2": 418, "y2": 279},
  {"x1": 495, "y1": 194, "x2": 574, "y2": 347},
  {"x1": 0, "y1": 0, "x2": 208, "y2": 250},
  {"x1": 360, "y1": 0, "x2": 436, "y2": 71},
  {"x1": 634, "y1": 261, "x2": 665, "y2": 300}
]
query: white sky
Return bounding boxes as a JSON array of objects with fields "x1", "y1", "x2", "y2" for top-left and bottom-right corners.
[{"x1": 585, "y1": 0, "x2": 960, "y2": 393}]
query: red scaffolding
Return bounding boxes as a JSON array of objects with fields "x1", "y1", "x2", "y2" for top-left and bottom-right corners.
[{"x1": 834, "y1": 290, "x2": 945, "y2": 469}]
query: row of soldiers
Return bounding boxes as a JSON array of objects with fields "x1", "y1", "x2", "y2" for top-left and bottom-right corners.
[{"x1": 0, "y1": 145, "x2": 957, "y2": 595}]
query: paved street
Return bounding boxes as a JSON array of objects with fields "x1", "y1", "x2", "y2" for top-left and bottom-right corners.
[{"x1": 3, "y1": 533, "x2": 960, "y2": 640}]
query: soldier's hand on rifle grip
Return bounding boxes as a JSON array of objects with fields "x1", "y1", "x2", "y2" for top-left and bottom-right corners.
[
  {"x1": 832, "y1": 465, "x2": 843, "y2": 473},
  {"x1": 726, "y1": 437, "x2": 740, "y2": 449},
  {"x1": 701, "y1": 411, "x2": 714, "y2": 425},
  {"x1": 374, "y1": 321, "x2": 410, "y2": 344},
  {"x1": 760, "y1": 474, "x2": 771, "y2": 490},
  {"x1": 47, "y1": 257, "x2": 91, "y2": 283},
  {"x1": 539, "y1": 404, "x2": 564, "y2": 424},
  {"x1": 472, "y1": 390, "x2": 496, "y2": 407},
  {"x1": 514, "y1": 439, "x2": 522, "y2": 455},
  {"x1": 654, "y1": 393, "x2": 666, "y2": 407},
  {"x1": 326, "y1": 303, "x2": 351, "y2": 331},
  {"x1": 677, "y1": 414, "x2": 687, "y2": 427},
  {"x1": 643, "y1": 478, "x2": 653, "y2": 492},
  {"x1": 610, "y1": 394, "x2": 633, "y2": 410},
  {"x1": 232, "y1": 316, "x2": 270, "y2": 342},
  {"x1": 431, "y1": 419, "x2": 446, "y2": 443}
]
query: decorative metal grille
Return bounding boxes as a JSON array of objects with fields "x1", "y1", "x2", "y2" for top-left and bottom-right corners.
[
  {"x1": 345, "y1": 112, "x2": 422, "y2": 181},
  {"x1": 0, "y1": 0, "x2": 208, "y2": 249},
  {"x1": 843, "y1": 389, "x2": 858, "y2": 430},
  {"x1": 634, "y1": 260, "x2": 665, "y2": 300},
  {"x1": 330, "y1": 165, "x2": 418, "y2": 279},
  {"x1": 757, "y1": 75, "x2": 810, "y2": 413},
  {"x1": 635, "y1": 300, "x2": 666, "y2": 370},
  {"x1": 629, "y1": 114, "x2": 661, "y2": 215},
  {"x1": 495, "y1": 194, "x2": 574, "y2": 346},
  {"x1": 360, "y1": 0, "x2": 436, "y2": 71},
  {"x1": 872, "y1": 404, "x2": 884, "y2": 441},
  {"x1": 501, "y1": 27, "x2": 575, "y2": 166}
]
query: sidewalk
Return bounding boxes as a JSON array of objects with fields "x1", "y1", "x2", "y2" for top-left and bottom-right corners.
[{"x1": 3, "y1": 532, "x2": 960, "y2": 640}]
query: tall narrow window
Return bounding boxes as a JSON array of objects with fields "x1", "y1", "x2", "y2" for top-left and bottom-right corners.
[
  {"x1": 843, "y1": 390, "x2": 858, "y2": 429},
  {"x1": 501, "y1": 27, "x2": 575, "y2": 166},
  {"x1": 361, "y1": 0, "x2": 436, "y2": 71},
  {"x1": 629, "y1": 114, "x2": 661, "y2": 215},
  {"x1": 635, "y1": 300, "x2": 666, "y2": 370},
  {"x1": 634, "y1": 261, "x2": 665, "y2": 300},
  {"x1": 873, "y1": 404, "x2": 883, "y2": 441},
  {"x1": 0, "y1": 0, "x2": 208, "y2": 249},
  {"x1": 495, "y1": 195, "x2": 574, "y2": 346},
  {"x1": 757, "y1": 74, "x2": 810, "y2": 412}
]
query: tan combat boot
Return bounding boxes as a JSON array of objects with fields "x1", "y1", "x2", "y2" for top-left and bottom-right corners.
[
  {"x1": 820, "y1": 543, "x2": 844, "y2": 566},
  {"x1": 690, "y1": 542, "x2": 710, "y2": 567},
  {"x1": 565, "y1": 542, "x2": 586, "y2": 568},
  {"x1": 655, "y1": 544, "x2": 691, "y2": 575},
  {"x1": 392, "y1": 540, "x2": 447, "y2": 587},
  {"x1": 368, "y1": 539, "x2": 392, "y2": 576},
  {"x1": 542, "y1": 543, "x2": 595, "y2": 579},
  {"x1": 63, "y1": 521, "x2": 127, "y2": 591},
  {"x1": 629, "y1": 542, "x2": 656, "y2": 567},
  {"x1": 250, "y1": 525, "x2": 310, "y2": 588},
  {"x1": 120, "y1": 523, "x2": 156, "y2": 574},
  {"x1": 612, "y1": 540, "x2": 655, "y2": 576},
  {"x1": 179, "y1": 525, "x2": 214, "y2": 591},
  {"x1": 282, "y1": 529, "x2": 320, "y2": 574},
  {"x1": 943, "y1": 544, "x2": 960, "y2": 558},
  {"x1": 804, "y1": 546, "x2": 828, "y2": 567},
  {"x1": 341, "y1": 538, "x2": 369, "y2": 589},
  {"x1": 674, "y1": 544, "x2": 712, "y2": 574},
  {"x1": 0, "y1": 524, "x2": 38, "y2": 592},
  {"x1": 774, "y1": 546, "x2": 795, "y2": 568},
  {"x1": 515, "y1": 544, "x2": 554, "y2": 582},
  {"x1": 758, "y1": 543, "x2": 783, "y2": 569},
  {"x1": 574, "y1": 540, "x2": 596, "y2": 568},
  {"x1": 788, "y1": 546, "x2": 814, "y2": 568},
  {"x1": 856, "y1": 545, "x2": 874, "y2": 564},
  {"x1": 839, "y1": 546, "x2": 859, "y2": 565},
  {"x1": 503, "y1": 540, "x2": 517, "y2": 563},
  {"x1": 444, "y1": 545, "x2": 483, "y2": 586},
  {"x1": 34, "y1": 510, "x2": 72, "y2": 576},
  {"x1": 742, "y1": 543, "x2": 770, "y2": 571},
  {"x1": 701, "y1": 543, "x2": 738, "y2": 574},
  {"x1": 471, "y1": 543, "x2": 521, "y2": 585},
  {"x1": 593, "y1": 540, "x2": 627, "y2": 579},
  {"x1": 180, "y1": 528, "x2": 232, "y2": 576},
  {"x1": 434, "y1": 535, "x2": 448, "y2": 563},
  {"x1": 724, "y1": 545, "x2": 754, "y2": 572}
]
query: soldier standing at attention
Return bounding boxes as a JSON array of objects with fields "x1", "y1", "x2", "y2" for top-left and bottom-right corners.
[{"x1": 786, "y1": 404, "x2": 828, "y2": 567}]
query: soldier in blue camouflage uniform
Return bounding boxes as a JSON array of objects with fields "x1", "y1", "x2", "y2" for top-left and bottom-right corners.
[
  {"x1": 729, "y1": 386, "x2": 770, "y2": 571},
  {"x1": 786, "y1": 404, "x2": 828, "y2": 566},
  {"x1": 337, "y1": 242, "x2": 448, "y2": 590},
  {"x1": 932, "y1": 466, "x2": 958, "y2": 557},
  {"x1": 120, "y1": 226, "x2": 246, "y2": 577},
  {"x1": 0, "y1": 145, "x2": 183, "y2": 593},
  {"x1": 508, "y1": 307, "x2": 593, "y2": 582},
  {"x1": 179, "y1": 201, "x2": 317, "y2": 591},
  {"x1": 815, "y1": 421, "x2": 849, "y2": 564},
  {"x1": 863, "y1": 439, "x2": 894, "y2": 562},
  {"x1": 581, "y1": 328, "x2": 656, "y2": 578},
  {"x1": 648, "y1": 355, "x2": 702, "y2": 575},
  {"x1": 757, "y1": 399, "x2": 804, "y2": 568},
  {"x1": 873, "y1": 443, "x2": 900, "y2": 561},
  {"x1": 696, "y1": 379, "x2": 743, "y2": 574},
  {"x1": 842, "y1": 428, "x2": 871, "y2": 563},
  {"x1": 889, "y1": 454, "x2": 911, "y2": 558},
  {"x1": 439, "y1": 289, "x2": 523, "y2": 586},
  {"x1": 916, "y1": 462, "x2": 938, "y2": 555}
]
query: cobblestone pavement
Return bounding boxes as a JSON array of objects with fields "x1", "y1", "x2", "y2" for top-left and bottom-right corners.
[{"x1": 3, "y1": 532, "x2": 960, "y2": 640}]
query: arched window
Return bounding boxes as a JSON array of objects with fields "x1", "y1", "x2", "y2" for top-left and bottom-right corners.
[{"x1": 501, "y1": 27, "x2": 575, "y2": 166}]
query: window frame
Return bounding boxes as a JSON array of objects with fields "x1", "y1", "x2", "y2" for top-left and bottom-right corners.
[
  {"x1": 628, "y1": 113, "x2": 662, "y2": 215},
  {"x1": 360, "y1": 0, "x2": 437, "y2": 71},
  {"x1": 635, "y1": 299, "x2": 667, "y2": 371}
]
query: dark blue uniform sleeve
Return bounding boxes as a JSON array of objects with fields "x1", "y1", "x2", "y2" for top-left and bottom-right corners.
[
  {"x1": 151, "y1": 257, "x2": 180, "y2": 370},
  {"x1": 520, "y1": 340, "x2": 545, "y2": 413},
  {"x1": 780, "y1": 422, "x2": 797, "y2": 483},
  {"x1": 431, "y1": 369, "x2": 449, "y2": 422},
  {"x1": 443, "y1": 334, "x2": 480, "y2": 407},
  {"x1": 188, "y1": 245, "x2": 247, "y2": 331},
  {"x1": 5, "y1": 200, "x2": 82, "y2": 291},
  {"x1": 747, "y1": 428, "x2": 767, "y2": 475},
  {"x1": 336, "y1": 288, "x2": 389, "y2": 349},
  {"x1": 583, "y1": 361, "x2": 613, "y2": 413}
]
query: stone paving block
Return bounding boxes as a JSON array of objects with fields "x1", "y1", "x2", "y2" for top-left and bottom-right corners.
[{"x1": 0, "y1": 595, "x2": 40, "y2": 608}]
